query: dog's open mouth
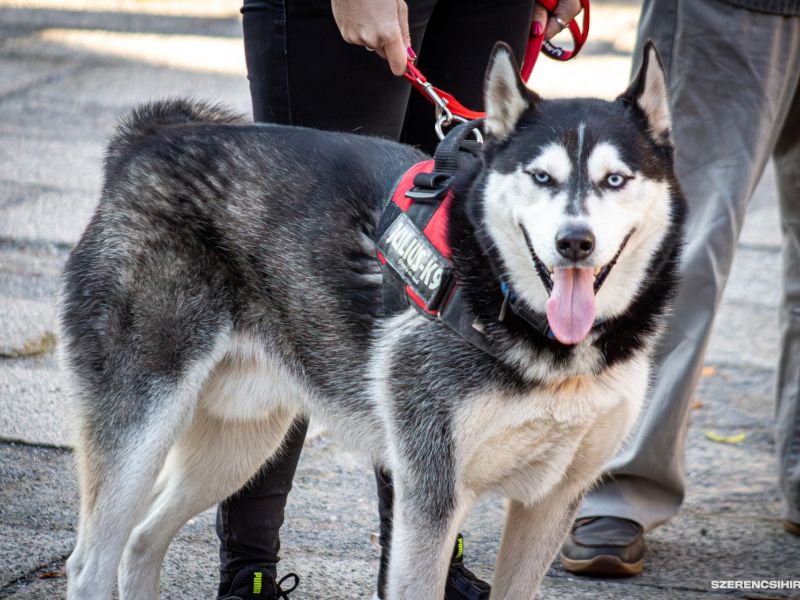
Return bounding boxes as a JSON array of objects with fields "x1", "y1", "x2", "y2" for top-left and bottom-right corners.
[{"x1": 520, "y1": 227, "x2": 634, "y2": 345}]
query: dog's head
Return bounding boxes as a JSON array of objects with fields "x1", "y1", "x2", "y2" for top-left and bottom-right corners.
[{"x1": 479, "y1": 41, "x2": 678, "y2": 346}]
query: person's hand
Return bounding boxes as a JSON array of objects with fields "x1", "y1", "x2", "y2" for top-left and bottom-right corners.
[
  {"x1": 331, "y1": 0, "x2": 411, "y2": 76},
  {"x1": 533, "y1": 0, "x2": 582, "y2": 41}
]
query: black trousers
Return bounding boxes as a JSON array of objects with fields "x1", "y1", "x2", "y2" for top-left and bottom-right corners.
[{"x1": 217, "y1": 0, "x2": 534, "y2": 595}]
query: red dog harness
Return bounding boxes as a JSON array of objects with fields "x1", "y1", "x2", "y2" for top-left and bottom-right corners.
[
  {"x1": 375, "y1": 159, "x2": 455, "y2": 316},
  {"x1": 373, "y1": 123, "x2": 502, "y2": 354}
]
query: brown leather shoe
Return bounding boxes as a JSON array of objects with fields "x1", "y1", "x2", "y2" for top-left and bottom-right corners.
[
  {"x1": 560, "y1": 517, "x2": 645, "y2": 577},
  {"x1": 784, "y1": 520, "x2": 800, "y2": 536}
]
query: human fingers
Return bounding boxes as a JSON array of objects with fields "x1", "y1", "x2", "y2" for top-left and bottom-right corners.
[
  {"x1": 397, "y1": 0, "x2": 411, "y2": 48},
  {"x1": 332, "y1": 0, "x2": 397, "y2": 48},
  {"x1": 545, "y1": 0, "x2": 581, "y2": 41},
  {"x1": 330, "y1": 0, "x2": 407, "y2": 74},
  {"x1": 382, "y1": 27, "x2": 408, "y2": 75},
  {"x1": 532, "y1": 2, "x2": 548, "y2": 38}
]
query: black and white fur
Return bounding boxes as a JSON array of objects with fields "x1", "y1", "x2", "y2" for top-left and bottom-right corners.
[{"x1": 61, "y1": 42, "x2": 684, "y2": 599}]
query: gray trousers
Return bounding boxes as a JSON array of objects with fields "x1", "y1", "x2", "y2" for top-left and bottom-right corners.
[{"x1": 578, "y1": 0, "x2": 800, "y2": 529}]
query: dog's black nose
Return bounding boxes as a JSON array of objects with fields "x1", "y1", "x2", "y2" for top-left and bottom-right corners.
[{"x1": 555, "y1": 226, "x2": 595, "y2": 261}]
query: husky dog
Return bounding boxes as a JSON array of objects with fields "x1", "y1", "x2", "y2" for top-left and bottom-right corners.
[{"x1": 61, "y1": 42, "x2": 684, "y2": 600}]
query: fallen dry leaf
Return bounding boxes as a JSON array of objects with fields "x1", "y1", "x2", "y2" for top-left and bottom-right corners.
[
  {"x1": 37, "y1": 569, "x2": 65, "y2": 579},
  {"x1": 0, "y1": 331, "x2": 57, "y2": 358},
  {"x1": 705, "y1": 430, "x2": 746, "y2": 444}
]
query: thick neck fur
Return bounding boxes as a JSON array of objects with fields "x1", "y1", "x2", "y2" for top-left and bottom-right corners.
[{"x1": 445, "y1": 154, "x2": 687, "y2": 382}]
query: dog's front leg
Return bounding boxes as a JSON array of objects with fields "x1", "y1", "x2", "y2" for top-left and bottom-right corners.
[
  {"x1": 491, "y1": 396, "x2": 640, "y2": 599},
  {"x1": 375, "y1": 314, "x2": 475, "y2": 599},
  {"x1": 491, "y1": 489, "x2": 580, "y2": 599},
  {"x1": 386, "y1": 471, "x2": 469, "y2": 600}
]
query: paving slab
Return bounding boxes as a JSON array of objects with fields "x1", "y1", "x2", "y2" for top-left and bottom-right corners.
[
  {"x1": 0, "y1": 442, "x2": 77, "y2": 586},
  {"x1": 749, "y1": 162, "x2": 780, "y2": 210},
  {"x1": 0, "y1": 361, "x2": 68, "y2": 447},
  {"x1": 724, "y1": 245, "x2": 782, "y2": 309},
  {"x1": 0, "y1": 53, "x2": 75, "y2": 97},
  {"x1": 0, "y1": 7, "x2": 241, "y2": 38},
  {"x1": 741, "y1": 203, "x2": 783, "y2": 251},
  {"x1": 694, "y1": 364, "x2": 776, "y2": 431},
  {"x1": 705, "y1": 301, "x2": 779, "y2": 371},
  {"x1": 0, "y1": 525, "x2": 74, "y2": 591},
  {"x1": 0, "y1": 245, "x2": 66, "y2": 303},
  {"x1": 0, "y1": 94, "x2": 123, "y2": 142},
  {"x1": 4, "y1": 409, "x2": 799, "y2": 599},
  {"x1": 540, "y1": 578, "x2": 734, "y2": 600},
  {"x1": 0, "y1": 183, "x2": 97, "y2": 246},
  {"x1": 0, "y1": 0, "x2": 239, "y2": 18},
  {"x1": 21, "y1": 60, "x2": 251, "y2": 113},
  {"x1": 0, "y1": 298, "x2": 56, "y2": 357},
  {"x1": 0, "y1": 134, "x2": 103, "y2": 193}
]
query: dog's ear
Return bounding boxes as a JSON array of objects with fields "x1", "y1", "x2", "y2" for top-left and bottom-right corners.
[
  {"x1": 484, "y1": 43, "x2": 539, "y2": 140},
  {"x1": 619, "y1": 40, "x2": 671, "y2": 143}
]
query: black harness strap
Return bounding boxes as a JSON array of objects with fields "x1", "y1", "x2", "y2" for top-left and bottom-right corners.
[
  {"x1": 374, "y1": 119, "x2": 557, "y2": 356},
  {"x1": 432, "y1": 120, "x2": 484, "y2": 175}
]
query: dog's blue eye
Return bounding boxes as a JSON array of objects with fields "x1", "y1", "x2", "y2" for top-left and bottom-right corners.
[
  {"x1": 532, "y1": 171, "x2": 551, "y2": 185},
  {"x1": 605, "y1": 173, "x2": 627, "y2": 188}
]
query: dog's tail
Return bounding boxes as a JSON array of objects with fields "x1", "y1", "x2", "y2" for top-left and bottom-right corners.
[{"x1": 107, "y1": 98, "x2": 245, "y2": 157}]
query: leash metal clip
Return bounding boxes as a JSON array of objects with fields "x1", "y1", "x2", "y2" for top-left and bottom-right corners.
[
  {"x1": 435, "y1": 113, "x2": 483, "y2": 143},
  {"x1": 415, "y1": 77, "x2": 454, "y2": 133},
  {"x1": 405, "y1": 60, "x2": 484, "y2": 142},
  {"x1": 411, "y1": 67, "x2": 484, "y2": 143}
]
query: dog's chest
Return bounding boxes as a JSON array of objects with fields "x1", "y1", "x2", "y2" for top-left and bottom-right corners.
[
  {"x1": 464, "y1": 416, "x2": 589, "y2": 502},
  {"x1": 456, "y1": 364, "x2": 644, "y2": 503}
]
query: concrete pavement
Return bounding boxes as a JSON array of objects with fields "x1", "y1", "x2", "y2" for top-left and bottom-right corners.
[{"x1": 1, "y1": 0, "x2": 798, "y2": 597}]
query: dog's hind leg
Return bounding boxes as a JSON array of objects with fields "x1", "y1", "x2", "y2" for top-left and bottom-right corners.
[
  {"x1": 118, "y1": 407, "x2": 295, "y2": 600},
  {"x1": 65, "y1": 331, "x2": 230, "y2": 600},
  {"x1": 66, "y1": 372, "x2": 216, "y2": 599}
]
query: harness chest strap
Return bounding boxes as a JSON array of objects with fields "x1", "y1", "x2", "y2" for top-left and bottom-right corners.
[{"x1": 374, "y1": 158, "x2": 499, "y2": 356}]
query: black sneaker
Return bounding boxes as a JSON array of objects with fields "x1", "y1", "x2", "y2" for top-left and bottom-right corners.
[
  {"x1": 218, "y1": 565, "x2": 299, "y2": 600},
  {"x1": 445, "y1": 534, "x2": 491, "y2": 600}
]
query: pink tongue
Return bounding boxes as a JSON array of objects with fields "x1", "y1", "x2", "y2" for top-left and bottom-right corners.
[{"x1": 546, "y1": 267, "x2": 596, "y2": 345}]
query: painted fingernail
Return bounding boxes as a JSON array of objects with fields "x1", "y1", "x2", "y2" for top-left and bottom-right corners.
[
  {"x1": 534, "y1": 22, "x2": 543, "y2": 36},
  {"x1": 407, "y1": 46, "x2": 417, "y2": 60}
]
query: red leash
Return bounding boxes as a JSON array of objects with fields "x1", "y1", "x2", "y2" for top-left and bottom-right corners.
[
  {"x1": 524, "y1": 0, "x2": 591, "y2": 79},
  {"x1": 404, "y1": 0, "x2": 590, "y2": 126}
]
